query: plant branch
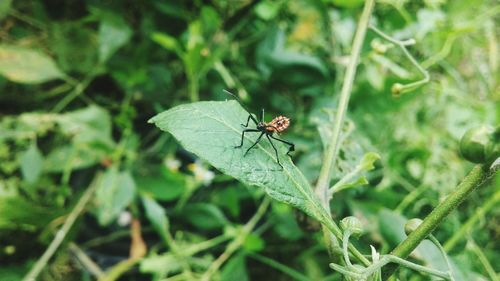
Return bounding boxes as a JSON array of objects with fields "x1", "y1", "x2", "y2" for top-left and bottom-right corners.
[
  {"x1": 369, "y1": 25, "x2": 430, "y2": 96},
  {"x1": 248, "y1": 253, "x2": 313, "y2": 281},
  {"x1": 316, "y1": 0, "x2": 375, "y2": 203},
  {"x1": 382, "y1": 164, "x2": 488, "y2": 279},
  {"x1": 69, "y1": 242, "x2": 105, "y2": 278},
  {"x1": 22, "y1": 174, "x2": 101, "y2": 281},
  {"x1": 200, "y1": 197, "x2": 270, "y2": 281},
  {"x1": 314, "y1": 0, "x2": 375, "y2": 261},
  {"x1": 467, "y1": 237, "x2": 499, "y2": 281}
]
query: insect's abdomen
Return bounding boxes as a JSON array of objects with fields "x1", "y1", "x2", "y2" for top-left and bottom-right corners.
[{"x1": 267, "y1": 116, "x2": 290, "y2": 133}]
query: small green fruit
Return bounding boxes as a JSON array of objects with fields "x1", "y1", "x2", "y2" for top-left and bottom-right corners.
[
  {"x1": 391, "y1": 83, "x2": 404, "y2": 97},
  {"x1": 404, "y1": 218, "x2": 423, "y2": 235},
  {"x1": 459, "y1": 125, "x2": 496, "y2": 163}
]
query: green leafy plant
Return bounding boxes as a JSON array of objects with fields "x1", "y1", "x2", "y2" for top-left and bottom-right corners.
[{"x1": 0, "y1": 1, "x2": 498, "y2": 281}]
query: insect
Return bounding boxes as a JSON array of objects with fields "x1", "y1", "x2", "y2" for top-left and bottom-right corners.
[{"x1": 224, "y1": 90, "x2": 295, "y2": 168}]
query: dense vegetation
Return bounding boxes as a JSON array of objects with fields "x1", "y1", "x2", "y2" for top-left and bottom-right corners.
[{"x1": 0, "y1": 1, "x2": 498, "y2": 281}]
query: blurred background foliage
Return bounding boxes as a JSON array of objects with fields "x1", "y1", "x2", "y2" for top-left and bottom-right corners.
[{"x1": 0, "y1": 0, "x2": 498, "y2": 280}]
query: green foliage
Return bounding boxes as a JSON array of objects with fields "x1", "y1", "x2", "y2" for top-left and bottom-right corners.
[
  {"x1": 94, "y1": 168, "x2": 136, "y2": 226},
  {"x1": 0, "y1": 0, "x2": 498, "y2": 280},
  {"x1": 149, "y1": 101, "x2": 329, "y2": 222},
  {"x1": 0, "y1": 45, "x2": 65, "y2": 84}
]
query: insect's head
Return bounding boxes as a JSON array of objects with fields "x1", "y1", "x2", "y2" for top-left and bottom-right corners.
[{"x1": 257, "y1": 122, "x2": 266, "y2": 130}]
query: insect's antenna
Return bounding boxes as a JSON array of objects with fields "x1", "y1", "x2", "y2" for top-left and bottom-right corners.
[
  {"x1": 223, "y1": 89, "x2": 259, "y2": 122},
  {"x1": 223, "y1": 89, "x2": 249, "y2": 113}
]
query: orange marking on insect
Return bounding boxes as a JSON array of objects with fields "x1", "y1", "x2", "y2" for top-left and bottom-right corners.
[{"x1": 265, "y1": 116, "x2": 290, "y2": 133}]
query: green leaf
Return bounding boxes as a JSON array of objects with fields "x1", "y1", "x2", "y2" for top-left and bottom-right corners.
[
  {"x1": 142, "y1": 195, "x2": 170, "y2": 243},
  {"x1": 94, "y1": 168, "x2": 136, "y2": 226},
  {"x1": 378, "y1": 209, "x2": 406, "y2": 247},
  {"x1": 183, "y1": 203, "x2": 228, "y2": 230},
  {"x1": 98, "y1": 14, "x2": 132, "y2": 63},
  {"x1": 221, "y1": 254, "x2": 249, "y2": 281},
  {"x1": 136, "y1": 167, "x2": 185, "y2": 201},
  {"x1": 0, "y1": 197, "x2": 61, "y2": 230},
  {"x1": 151, "y1": 32, "x2": 183, "y2": 56},
  {"x1": 0, "y1": 0, "x2": 12, "y2": 20},
  {"x1": 359, "y1": 152, "x2": 381, "y2": 171},
  {"x1": 255, "y1": 1, "x2": 281, "y2": 20},
  {"x1": 0, "y1": 45, "x2": 65, "y2": 84},
  {"x1": 243, "y1": 233, "x2": 265, "y2": 252},
  {"x1": 140, "y1": 253, "x2": 181, "y2": 277},
  {"x1": 20, "y1": 142, "x2": 44, "y2": 184},
  {"x1": 43, "y1": 145, "x2": 107, "y2": 172},
  {"x1": 49, "y1": 22, "x2": 98, "y2": 74},
  {"x1": 56, "y1": 105, "x2": 113, "y2": 145},
  {"x1": 149, "y1": 101, "x2": 328, "y2": 224},
  {"x1": 256, "y1": 27, "x2": 328, "y2": 85},
  {"x1": 43, "y1": 106, "x2": 115, "y2": 172}
]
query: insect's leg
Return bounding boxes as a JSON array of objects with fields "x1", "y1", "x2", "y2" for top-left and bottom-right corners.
[
  {"x1": 241, "y1": 114, "x2": 257, "y2": 128},
  {"x1": 244, "y1": 132, "x2": 265, "y2": 156},
  {"x1": 235, "y1": 129, "x2": 260, "y2": 148},
  {"x1": 270, "y1": 135, "x2": 295, "y2": 157},
  {"x1": 266, "y1": 134, "x2": 283, "y2": 168}
]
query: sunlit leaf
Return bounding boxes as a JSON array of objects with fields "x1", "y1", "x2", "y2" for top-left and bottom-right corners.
[
  {"x1": 142, "y1": 195, "x2": 170, "y2": 243},
  {"x1": 140, "y1": 253, "x2": 181, "y2": 277},
  {"x1": 152, "y1": 32, "x2": 183, "y2": 56},
  {"x1": 20, "y1": 142, "x2": 43, "y2": 184},
  {"x1": 98, "y1": 14, "x2": 132, "y2": 63},
  {"x1": 0, "y1": 45, "x2": 65, "y2": 84},
  {"x1": 149, "y1": 101, "x2": 330, "y2": 224},
  {"x1": 94, "y1": 168, "x2": 136, "y2": 226}
]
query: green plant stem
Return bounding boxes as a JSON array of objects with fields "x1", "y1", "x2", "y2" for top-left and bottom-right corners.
[
  {"x1": 330, "y1": 254, "x2": 452, "y2": 280},
  {"x1": 200, "y1": 197, "x2": 270, "y2": 281},
  {"x1": 316, "y1": 0, "x2": 375, "y2": 205},
  {"x1": 395, "y1": 184, "x2": 428, "y2": 213},
  {"x1": 315, "y1": 0, "x2": 375, "y2": 259},
  {"x1": 184, "y1": 234, "x2": 231, "y2": 256},
  {"x1": 342, "y1": 231, "x2": 353, "y2": 267},
  {"x1": 22, "y1": 174, "x2": 100, "y2": 281},
  {"x1": 444, "y1": 187, "x2": 500, "y2": 251},
  {"x1": 467, "y1": 238, "x2": 499, "y2": 281},
  {"x1": 369, "y1": 25, "x2": 430, "y2": 95},
  {"x1": 382, "y1": 164, "x2": 487, "y2": 279},
  {"x1": 187, "y1": 74, "x2": 199, "y2": 102},
  {"x1": 68, "y1": 242, "x2": 105, "y2": 278},
  {"x1": 428, "y1": 235, "x2": 454, "y2": 280},
  {"x1": 53, "y1": 71, "x2": 96, "y2": 112},
  {"x1": 248, "y1": 253, "x2": 313, "y2": 281}
]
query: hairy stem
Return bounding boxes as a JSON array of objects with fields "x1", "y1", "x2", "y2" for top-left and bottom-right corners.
[
  {"x1": 314, "y1": 0, "x2": 375, "y2": 260},
  {"x1": 382, "y1": 164, "x2": 488, "y2": 279}
]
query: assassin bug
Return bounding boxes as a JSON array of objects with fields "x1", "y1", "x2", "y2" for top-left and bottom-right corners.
[{"x1": 223, "y1": 90, "x2": 295, "y2": 168}]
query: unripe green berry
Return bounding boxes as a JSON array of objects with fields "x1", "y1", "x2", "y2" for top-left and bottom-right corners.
[
  {"x1": 459, "y1": 125, "x2": 496, "y2": 164},
  {"x1": 391, "y1": 83, "x2": 404, "y2": 97},
  {"x1": 404, "y1": 218, "x2": 423, "y2": 235},
  {"x1": 341, "y1": 216, "x2": 364, "y2": 237}
]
